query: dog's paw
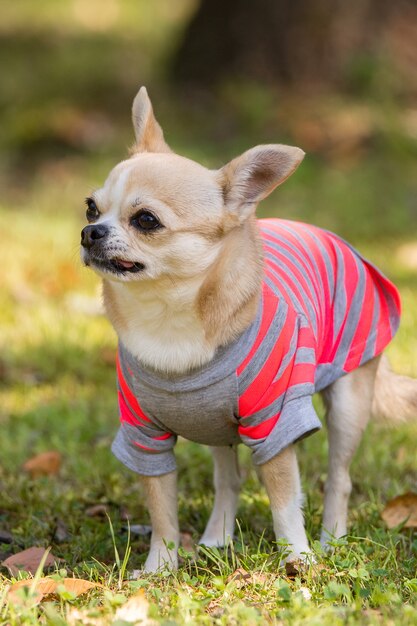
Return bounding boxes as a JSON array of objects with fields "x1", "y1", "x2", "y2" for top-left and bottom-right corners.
[
  {"x1": 143, "y1": 544, "x2": 178, "y2": 573},
  {"x1": 199, "y1": 533, "x2": 233, "y2": 548}
]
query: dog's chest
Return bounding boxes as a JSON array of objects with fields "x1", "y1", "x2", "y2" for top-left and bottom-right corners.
[{"x1": 129, "y1": 366, "x2": 241, "y2": 445}]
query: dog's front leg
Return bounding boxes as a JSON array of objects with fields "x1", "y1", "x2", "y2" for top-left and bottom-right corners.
[
  {"x1": 200, "y1": 446, "x2": 241, "y2": 547},
  {"x1": 259, "y1": 445, "x2": 311, "y2": 562},
  {"x1": 140, "y1": 470, "x2": 179, "y2": 572}
]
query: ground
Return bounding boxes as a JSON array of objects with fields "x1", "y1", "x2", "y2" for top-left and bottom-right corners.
[
  {"x1": 1, "y1": 1, "x2": 417, "y2": 624},
  {"x1": 1, "y1": 147, "x2": 417, "y2": 624}
]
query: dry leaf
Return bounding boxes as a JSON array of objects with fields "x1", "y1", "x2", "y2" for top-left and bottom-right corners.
[
  {"x1": 226, "y1": 567, "x2": 267, "y2": 588},
  {"x1": 2, "y1": 547, "x2": 61, "y2": 576},
  {"x1": 206, "y1": 599, "x2": 223, "y2": 617},
  {"x1": 284, "y1": 558, "x2": 318, "y2": 579},
  {"x1": 227, "y1": 567, "x2": 251, "y2": 586},
  {"x1": 85, "y1": 504, "x2": 108, "y2": 518},
  {"x1": 57, "y1": 578, "x2": 100, "y2": 596},
  {"x1": 381, "y1": 492, "x2": 417, "y2": 528},
  {"x1": 67, "y1": 593, "x2": 156, "y2": 626},
  {"x1": 8, "y1": 577, "x2": 100, "y2": 604},
  {"x1": 252, "y1": 572, "x2": 268, "y2": 586},
  {"x1": 23, "y1": 451, "x2": 61, "y2": 477},
  {"x1": 115, "y1": 590, "x2": 156, "y2": 625},
  {"x1": 285, "y1": 560, "x2": 302, "y2": 579},
  {"x1": 7, "y1": 583, "x2": 44, "y2": 606}
]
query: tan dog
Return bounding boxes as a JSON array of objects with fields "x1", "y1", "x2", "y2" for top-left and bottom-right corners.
[{"x1": 81, "y1": 87, "x2": 417, "y2": 572}]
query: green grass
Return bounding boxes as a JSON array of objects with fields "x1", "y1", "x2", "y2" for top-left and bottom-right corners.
[
  {"x1": 2, "y1": 1, "x2": 417, "y2": 624},
  {"x1": 1, "y1": 155, "x2": 417, "y2": 624}
]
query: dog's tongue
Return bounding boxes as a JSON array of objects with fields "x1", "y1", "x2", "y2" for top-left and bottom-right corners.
[{"x1": 116, "y1": 259, "x2": 135, "y2": 269}]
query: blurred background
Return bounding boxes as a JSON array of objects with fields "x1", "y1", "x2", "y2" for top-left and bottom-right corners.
[
  {"x1": 0, "y1": 0, "x2": 417, "y2": 561},
  {"x1": 2, "y1": 0, "x2": 417, "y2": 235}
]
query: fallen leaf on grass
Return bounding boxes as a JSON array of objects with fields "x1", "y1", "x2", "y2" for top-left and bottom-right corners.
[
  {"x1": 381, "y1": 492, "x2": 417, "y2": 528},
  {"x1": 285, "y1": 560, "x2": 302, "y2": 579},
  {"x1": 66, "y1": 591, "x2": 156, "y2": 626},
  {"x1": 2, "y1": 547, "x2": 62, "y2": 576},
  {"x1": 57, "y1": 578, "x2": 101, "y2": 596},
  {"x1": 23, "y1": 451, "x2": 61, "y2": 477},
  {"x1": 8, "y1": 577, "x2": 101, "y2": 604},
  {"x1": 226, "y1": 568, "x2": 267, "y2": 588},
  {"x1": 227, "y1": 567, "x2": 250, "y2": 586},
  {"x1": 285, "y1": 559, "x2": 321, "y2": 580},
  {"x1": 206, "y1": 599, "x2": 223, "y2": 617},
  {"x1": 85, "y1": 504, "x2": 108, "y2": 518},
  {"x1": 114, "y1": 590, "x2": 156, "y2": 625}
]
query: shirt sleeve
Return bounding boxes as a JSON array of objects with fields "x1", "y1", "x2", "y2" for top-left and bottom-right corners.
[
  {"x1": 111, "y1": 351, "x2": 177, "y2": 476},
  {"x1": 237, "y1": 312, "x2": 321, "y2": 465}
]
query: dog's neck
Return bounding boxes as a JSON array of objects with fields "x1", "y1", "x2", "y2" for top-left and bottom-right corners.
[{"x1": 103, "y1": 218, "x2": 263, "y2": 374}]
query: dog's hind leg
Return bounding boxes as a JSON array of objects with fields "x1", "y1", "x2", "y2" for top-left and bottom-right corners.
[
  {"x1": 259, "y1": 445, "x2": 311, "y2": 561},
  {"x1": 200, "y1": 446, "x2": 241, "y2": 547},
  {"x1": 320, "y1": 356, "x2": 379, "y2": 546}
]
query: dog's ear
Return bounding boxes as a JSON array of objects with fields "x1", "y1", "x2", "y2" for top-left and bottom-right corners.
[
  {"x1": 131, "y1": 87, "x2": 171, "y2": 153},
  {"x1": 218, "y1": 144, "x2": 304, "y2": 222}
]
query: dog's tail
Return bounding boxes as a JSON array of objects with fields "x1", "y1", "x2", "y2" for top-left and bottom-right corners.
[{"x1": 372, "y1": 355, "x2": 417, "y2": 422}]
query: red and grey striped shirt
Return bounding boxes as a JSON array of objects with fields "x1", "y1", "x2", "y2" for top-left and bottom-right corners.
[{"x1": 112, "y1": 219, "x2": 401, "y2": 476}]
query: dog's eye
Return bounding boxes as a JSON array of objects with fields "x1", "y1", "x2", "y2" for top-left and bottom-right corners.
[
  {"x1": 85, "y1": 198, "x2": 100, "y2": 222},
  {"x1": 131, "y1": 210, "x2": 162, "y2": 232}
]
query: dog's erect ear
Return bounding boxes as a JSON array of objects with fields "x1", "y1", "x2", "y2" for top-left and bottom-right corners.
[
  {"x1": 131, "y1": 87, "x2": 171, "y2": 153},
  {"x1": 218, "y1": 144, "x2": 305, "y2": 222}
]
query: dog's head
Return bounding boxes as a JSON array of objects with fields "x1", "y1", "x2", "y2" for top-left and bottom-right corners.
[{"x1": 80, "y1": 87, "x2": 305, "y2": 283}]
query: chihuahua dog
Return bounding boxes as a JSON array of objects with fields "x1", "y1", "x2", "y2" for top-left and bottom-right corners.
[{"x1": 81, "y1": 87, "x2": 417, "y2": 572}]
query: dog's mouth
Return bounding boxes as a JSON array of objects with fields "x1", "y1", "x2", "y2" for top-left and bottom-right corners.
[{"x1": 87, "y1": 256, "x2": 145, "y2": 275}]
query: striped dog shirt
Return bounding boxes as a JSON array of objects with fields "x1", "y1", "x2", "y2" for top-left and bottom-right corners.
[{"x1": 112, "y1": 219, "x2": 401, "y2": 476}]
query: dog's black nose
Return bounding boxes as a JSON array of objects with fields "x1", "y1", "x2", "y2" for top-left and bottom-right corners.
[{"x1": 81, "y1": 224, "x2": 108, "y2": 249}]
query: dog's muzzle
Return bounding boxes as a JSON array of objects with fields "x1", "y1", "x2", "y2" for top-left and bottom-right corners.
[
  {"x1": 80, "y1": 225, "x2": 145, "y2": 274},
  {"x1": 80, "y1": 224, "x2": 109, "y2": 250}
]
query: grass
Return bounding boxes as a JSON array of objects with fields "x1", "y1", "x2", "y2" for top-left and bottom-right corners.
[
  {"x1": 1, "y1": 148, "x2": 417, "y2": 625},
  {"x1": 1, "y1": 1, "x2": 417, "y2": 624}
]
